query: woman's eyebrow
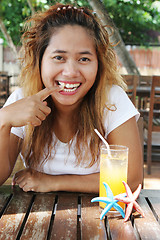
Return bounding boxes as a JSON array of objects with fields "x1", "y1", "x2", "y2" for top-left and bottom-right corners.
[
  {"x1": 52, "y1": 50, "x2": 67, "y2": 54},
  {"x1": 52, "y1": 50, "x2": 93, "y2": 55},
  {"x1": 79, "y1": 51, "x2": 93, "y2": 55}
]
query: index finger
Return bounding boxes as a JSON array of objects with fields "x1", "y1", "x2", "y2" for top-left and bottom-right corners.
[{"x1": 36, "y1": 86, "x2": 62, "y2": 101}]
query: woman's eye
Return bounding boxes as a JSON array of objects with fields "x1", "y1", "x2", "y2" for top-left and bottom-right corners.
[
  {"x1": 79, "y1": 57, "x2": 90, "y2": 62},
  {"x1": 53, "y1": 56, "x2": 64, "y2": 61}
]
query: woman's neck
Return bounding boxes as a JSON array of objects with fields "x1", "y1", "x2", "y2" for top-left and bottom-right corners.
[{"x1": 53, "y1": 105, "x2": 80, "y2": 143}]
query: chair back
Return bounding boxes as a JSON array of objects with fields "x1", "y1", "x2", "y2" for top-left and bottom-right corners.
[
  {"x1": 148, "y1": 76, "x2": 160, "y2": 132},
  {"x1": 137, "y1": 75, "x2": 153, "y2": 112},
  {"x1": 138, "y1": 75, "x2": 152, "y2": 87},
  {"x1": 122, "y1": 74, "x2": 138, "y2": 106},
  {"x1": 144, "y1": 75, "x2": 160, "y2": 174}
]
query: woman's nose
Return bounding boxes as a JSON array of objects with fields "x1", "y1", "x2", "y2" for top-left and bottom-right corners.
[{"x1": 62, "y1": 61, "x2": 80, "y2": 78}]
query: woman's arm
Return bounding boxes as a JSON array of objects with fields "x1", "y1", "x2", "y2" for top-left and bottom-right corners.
[
  {"x1": 0, "y1": 87, "x2": 57, "y2": 185},
  {"x1": 0, "y1": 122, "x2": 21, "y2": 185},
  {"x1": 107, "y1": 116, "x2": 143, "y2": 192},
  {"x1": 12, "y1": 169, "x2": 99, "y2": 193}
]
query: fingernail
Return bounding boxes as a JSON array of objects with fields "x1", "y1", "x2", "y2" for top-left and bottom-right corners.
[{"x1": 58, "y1": 85, "x2": 64, "y2": 91}]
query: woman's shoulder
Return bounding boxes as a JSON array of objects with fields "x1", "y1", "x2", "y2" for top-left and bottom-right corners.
[
  {"x1": 104, "y1": 85, "x2": 139, "y2": 136},
  {"x1": 109, "y1": 84, "x2": 126, "y2": 95},
  {"x1": 3, "y1": 87, "x2": 24, "y2": 107},
  {"x1": 10, "y1": 87, "x2": 24, "y2": 98},
  {"x1": 108, "y1": 85, "x2": 128, "y2": 102}
]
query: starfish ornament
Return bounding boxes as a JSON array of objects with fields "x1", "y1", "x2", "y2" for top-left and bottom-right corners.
[
  {"x1": 115, "y1": 181, "x2": 145, "y2": 222},
  {"x1": 91, "y1": 182, "x2": 126, "y2": 220}
]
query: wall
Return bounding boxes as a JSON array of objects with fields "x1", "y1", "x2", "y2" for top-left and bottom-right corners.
[
  {"x1": 2, "y1": 46, "x2": 20, "y2": 89},
  {"x1": 119, "y1": 46, "x2": 160, "y2": 75}
]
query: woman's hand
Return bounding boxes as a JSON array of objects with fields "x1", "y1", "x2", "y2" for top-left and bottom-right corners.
[
  {"x1": 0, "y1": 87, "x2": 61, "y2": 128},
  {"x1": 12, "y1": 168, "x2": 48, "y2": 192},
  {"x1": 12, "y1": 168, "x2": 99, "y2": 193}
]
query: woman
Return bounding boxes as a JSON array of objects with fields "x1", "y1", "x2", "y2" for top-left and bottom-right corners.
[{"x1": 0, "y1": 4, "x2": 143, "y2": 193}]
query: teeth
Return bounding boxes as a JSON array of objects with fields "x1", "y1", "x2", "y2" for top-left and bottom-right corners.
[
  {"x1": 65, "y1": 83, "x2": 80, "y2": 88},
  {"x1": 63, "y1": 87, "x2": 78, "y2": 92},
  {"x1": 58, "y1": 81, "x2": 80, "y2": 89}
]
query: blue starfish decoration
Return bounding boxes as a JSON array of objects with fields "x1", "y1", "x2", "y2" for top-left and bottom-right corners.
[{"x1": 91, "y1": 182, "x2": 126, "y2": 220}]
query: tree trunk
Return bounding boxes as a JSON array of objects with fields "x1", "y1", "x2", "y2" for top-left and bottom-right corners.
[
  {"x1": 27, "y1": 0, "x2": 35, "y2": 15},
  {"x1": 88, "y1": 0, "x2": 140, "y2": 75},
  {"x1": 0, "y1": 18, "x2": 18, "y2": 58},
  {"x1": 0, "y1": 0, "x2": 35, "y2": 58}
]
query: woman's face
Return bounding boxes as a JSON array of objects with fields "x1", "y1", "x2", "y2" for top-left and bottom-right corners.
[{"x1": 41, "y1": 25, "x2": 98, "y2": 109}]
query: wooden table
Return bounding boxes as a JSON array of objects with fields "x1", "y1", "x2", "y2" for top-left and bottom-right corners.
[{"x1": 0, "y1": 186, "x2": 160, "y2": 239}]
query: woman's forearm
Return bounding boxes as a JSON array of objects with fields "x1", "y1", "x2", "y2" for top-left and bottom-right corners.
[{"x1": 51, "y1": 173, "x2": 100, "y2": 193}]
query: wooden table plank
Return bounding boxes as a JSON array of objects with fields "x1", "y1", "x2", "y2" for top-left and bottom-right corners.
[
  {"x1": 141, "y1": 189, "x2": 160, "y2": 198},
  {"x1": 50, "y1": 192, "x2": 78, "y2": 239},
  {"x1": 0, "y1": 187, "x2": 33, "y2": 240},
  {"x1": 134, "y1": 195, "x2": 160, "y2": 240},
  {"x1": 0, "y1": 185, "x2": 12, "y2": 215},
  {"x1": 20, "y1": 193, "x2": 56, "y2": 239},
  {"x1": 147, "y1": 197, "x2": 160, "y2": 223},
  {"x1": 107, "y1": 212, "x2": 137, "y2": 240},
  {"x1": 81, "y1": 194, "x2": 107, "y2": 240}
]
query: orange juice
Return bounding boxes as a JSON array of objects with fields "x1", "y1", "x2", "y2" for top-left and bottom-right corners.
[{"x1": 99, "y1": 145, "x2": 128, "y2": 210}]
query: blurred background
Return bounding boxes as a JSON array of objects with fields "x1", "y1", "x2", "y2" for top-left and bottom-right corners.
[{"x1": 0, "y1": 0, "x2": 160, "y2": 87}]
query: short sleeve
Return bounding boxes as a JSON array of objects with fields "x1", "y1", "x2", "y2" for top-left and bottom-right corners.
[
  {"x1": 3, "y1": 88, "x2": 25, "y2": 139},
  {"x1": 104, "y1": 85, "x2": 140, "y2": 137}
]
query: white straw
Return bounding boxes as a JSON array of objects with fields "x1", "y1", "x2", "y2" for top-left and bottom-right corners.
[{"x1": 94, "y1": 129, "x2": 111, "y2": 156}]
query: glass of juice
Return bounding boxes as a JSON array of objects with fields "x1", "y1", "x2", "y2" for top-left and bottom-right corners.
[{"x1": 99, "y1": 145, "x2": 128, "y2": 211}]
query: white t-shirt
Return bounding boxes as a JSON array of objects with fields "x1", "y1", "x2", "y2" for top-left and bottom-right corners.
[{"x1": 4, "y1": 85, "x2": 139, "y2": 175}]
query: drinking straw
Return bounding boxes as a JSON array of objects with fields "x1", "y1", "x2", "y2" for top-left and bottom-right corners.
[{"x1": 94, "y1": 129, "x2": 111, "y2": 156}]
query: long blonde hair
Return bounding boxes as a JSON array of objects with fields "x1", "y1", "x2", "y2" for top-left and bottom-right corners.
[{"x1": 19, "y1": 3, "x2": 126, "y2": 168}]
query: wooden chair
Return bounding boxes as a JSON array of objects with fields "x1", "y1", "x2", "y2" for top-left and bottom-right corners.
[
  {"x1": 143, "y1": 76, "x2": 160, "y2": 174},
  {"x1": 0, "y1": 72, "x2": 10, "y2": 108},
  {"x1": 137, "y1": 75, "x2": 152, "y2": 111},
  {"x1": 122, "y1": 74, "x2": 138, "y2": 106},
  {"x1": 138, "y1": 75, "x2": 152, "y2": 86}
]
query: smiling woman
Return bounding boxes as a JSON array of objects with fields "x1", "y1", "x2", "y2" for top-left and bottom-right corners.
[{"x1": 0, "y1": 4, "x2": 143, "y2": 193}]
